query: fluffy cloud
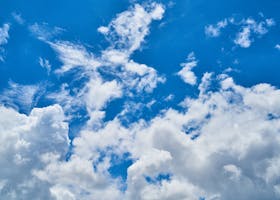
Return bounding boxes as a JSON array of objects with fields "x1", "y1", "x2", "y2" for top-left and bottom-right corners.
[
  {"x1": 49, "y1": 41, "x2": 101, "y2": 73},
  {"x1": 0, "y1": 104, "x2": 69, "y2": 199},
  {"x1": 28, "y1": 73, "x2": 280, "y2": 200},
  {"x1": 2, "y1": 2, "x2": 280, "y2": 200},
  {"x1": 98, "y1": 3, "x2": 164, "y2": 53},
  {"x1": 177, "y1": 52, "x2": 198, "y2": 85}
]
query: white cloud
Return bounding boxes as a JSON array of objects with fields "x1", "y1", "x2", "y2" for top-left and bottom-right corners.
[
  {"x1": 234, "y1": 27, "x2": 251, "y2": 48},
  {"x1": 234, "y1": 17, "x2": 275, "y2": 48},
  {"x1": 30, "y1": 73, "x2": 280, "y2": 199},
  {"x1": 39, "y1": 57, "x2": 51, "y2": 74},
  {"x1": 0, "y1": 23, "x2": 10, "y2": 61},
  {"x1": 2, "y1": 53, "x2": 280, "y2": 200},
  {"x1": 49, "y1": 41, "x2": 101, "y2": 73},
  {"x1": 164, "y1": 94, "x2": 174, "y2": 102},
  {"x1": 98, "y1": 3, "x2": 164, "y2": 53},
  {"x1": 2, "y1": 2, "x2": 280, "y2": 200},
  {"x1": 205, "y1": 16, "x2": 275, "y2": 48},
  {"x1": 0, "y1": 23, "x2": 9, "y2": 45},
  {"x1": 0, "y1": 81, "x2": 42, "y2": 113},
  {"x1": 29, "y1": 23, "x2": 64, "y2": 41},
  {"x1": 0, "y1": 104, "x2": 69, "y2": 200},
  {"x1": 205, "y1": 19, "x2": 228, "y2": 37},
  {"x1": 275, "y1": 44, "x2": 280, "y2": 50},
  {"x1": 97, "y1": 26, "x2": 109, "y2": 35},
  {"x1": 177, "y1": 52, "x2": 198, "y2": 85},
  {"x1": 45, "y1": 3, "x2": 166, "y2": 122}
]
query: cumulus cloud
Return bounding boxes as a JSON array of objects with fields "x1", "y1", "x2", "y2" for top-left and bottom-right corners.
[
  {"x1": 2, "y1": 1, "x2": 280, "y2": 200},
  {"x1": 0, "y1": 105, "x2": 69, "y2": 200},
  {"x1": 26, "y1": 73, "x2": 280, "y2": 200},
  {"x1": 177, "y1": 52, "x2": 198, "y2": 85}
]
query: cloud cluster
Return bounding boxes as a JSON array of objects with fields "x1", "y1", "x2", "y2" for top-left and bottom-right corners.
[
  {"x1": 0, "y1": 104, "x2": 69, "y2": 199},
  {"x1": 1, "y1": 2, "x2": 280, "y2": 200},
  {"x1": 2, "y1": 72, "x2": 280, "y2": 199},
  {"x1": 205, "y1": 16, "x2": 275, "y2": 48},
  {"x1": 47, "y1": 3, "x2": 165, "y2": 124}
]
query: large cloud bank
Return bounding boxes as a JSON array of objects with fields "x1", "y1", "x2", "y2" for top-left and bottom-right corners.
[{"x1": 1, "y1": 2, "x2": 280, "y2": 200}]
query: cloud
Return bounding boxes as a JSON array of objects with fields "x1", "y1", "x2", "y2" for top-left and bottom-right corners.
[
  {"x1": 49, "y1": 41, "x2": 101, "y2": 73},
  {"x1": 0, "y1": 81, "x2": 42, "y2": 113},
  {"x1": 29, "y1": 23, "x2": 64, "y2": 41},
  {"x1": 0, "y1": 23, "x2": 10, "y2": 61},
  {"x1": 205, "y1": 16, "x2": 275, "y2": 48},
  {"x1": 0, "y1": 104, "x2": 69, "y2": 200},
  {"x1": 27, "y1": 73, "x2": 280, "y2": 200},
  {"x1": 205, "y1": 19, "x2": 228, "y2": 37},
  {"x1": 45, "y1": 3, "x2": 165, "y2": 124},
  {"x1": 39, "y1": 57, "x2": 51, "y2": 74},
  {"x1": 98, "y1": 3, "x2": 164, "y2": 53},
  {"x1": 234, "y1": 17, "x2": 275, "y2": 48},
  {"x1": 12, "y1": 12, "x2": 25, "y2": 25},
  {"x1": 2, "y1": 1, "x2": 280, "y2": 200},
  {"x1": 234, "y1": 26, "x2": 251, "y2": 48},
  {"x1": 177, "y1": 52, "x2": 198, "y2": 85},
  {"x1": 0, "y1": 23, "x2": 9, "y2": 45}
]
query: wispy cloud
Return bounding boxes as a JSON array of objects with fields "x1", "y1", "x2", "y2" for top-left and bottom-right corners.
[
  {"x1": 12, "y1": 12, "x2": 25, "y2": 25},
  {"x1": 39, "y1": 57, "x2": 51, "y2": 74},
  {"x1": 0, "y1": 23, "x2": 10, "y2": 61},
  {"x1": 45, "y1": 3, "x2": 166, "y2": 125},
  {"x1": 29, "y1": 22, "x2": 64, "y2": 41},
  {"x1": 0, "y1": 81, "x2": 42, "y2": 113}
]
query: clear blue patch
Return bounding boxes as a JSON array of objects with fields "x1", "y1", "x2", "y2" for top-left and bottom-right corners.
[
  {"x1": 145, "y1": 173, "x2": 172, "y2": 184},
  {"x1": 108, "y1": 152, "x2": 133, "y2": 182},
  {"x1": 267, "y1": 113, "x2": 280, "y2": 121}
]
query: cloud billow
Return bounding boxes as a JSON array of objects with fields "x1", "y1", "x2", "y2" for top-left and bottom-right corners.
[{"x1": 0, "y1": 2, "x2": 280, "y2": 200}]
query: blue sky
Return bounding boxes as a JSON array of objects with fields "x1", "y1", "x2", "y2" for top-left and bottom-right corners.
[{"x1": 1, "y1": 0, "x2": 280, "y2": 199}]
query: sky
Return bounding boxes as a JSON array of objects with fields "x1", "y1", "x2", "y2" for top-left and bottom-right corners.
[{"x1": 1, "y1": 0, "x2": 280, "y2": 199}]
